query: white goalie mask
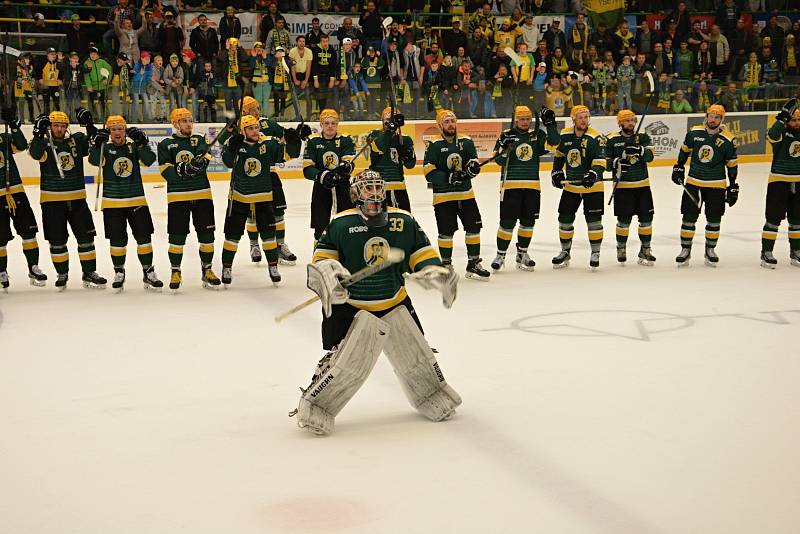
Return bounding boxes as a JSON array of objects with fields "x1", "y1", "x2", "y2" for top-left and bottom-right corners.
[{"x1": 349, "y1": 169, "x2": 388, "y2": 227}]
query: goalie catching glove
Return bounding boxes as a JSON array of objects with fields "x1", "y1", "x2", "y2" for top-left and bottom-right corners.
[
  {"x1": 408, "y1": 265, "x2": 458, "y2": 308},
  {"x1": 307, "y1": 259, "x2": 351, "y2": 318}
]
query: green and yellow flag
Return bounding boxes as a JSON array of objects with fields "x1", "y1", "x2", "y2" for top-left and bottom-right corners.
[{"x1": 583, "y1": 0, "x2": 625, "y2": 30}]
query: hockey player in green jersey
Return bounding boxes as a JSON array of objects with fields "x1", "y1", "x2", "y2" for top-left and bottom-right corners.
[
  {"x1": 293, "y1": 169, "x2": 460, "y2": 435},
  {"x1": 88, "y1": 115, "x2": 162, "y2": 291},
  {"x1": 672, "y1": 104, "x2": 739, "y2": 266},
  {"x1": 157, "y1": 107, "x2": 221, "y2": 291},
  {"x1": 760, "y1": 98, "x2": 800, "y2": 268},
  {"x1": 605, "y1": 109, "x2": 657, "y2": 266},
  {"x1": 220, "y1": 114, "x2": 300, "y2": 286},
  {"x1": 367, "y1": 106, "x2": 415, "y2": 211},
  {"x1": 303, "y1": 108, "x2": 356, "y2": 241},
  {"x1": 29, "y1": 109, "x2": 106, "y2": 289},
  {"x1": 550, "y1": 105, "x2": 607, "y2": 269},
  {"x1": 0, "y1": 106, "x2": 47, "y2": 290},
  {"x1": 490, "y1": 105, "x2": 560, "y2": 272},
  {"x1": 423, "y1": 109, "x2": 489, "y2": 280},
  {"x1": 241, "y1": 95, "x2": 311, "y2": 265}
]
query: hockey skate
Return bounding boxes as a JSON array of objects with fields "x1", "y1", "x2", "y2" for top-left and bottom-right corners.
[
  {"x1": 637, "y1": 247, "x2": 656, "y2": 266},
  {"x1": 221, "y1": 266, "x2": 233, "y2": 287},
  {"x1": 791, "y1": 250, "x2": 800, "y2": 267},
  {"x1": 201, "y1": 266, "x2": 221, "y2": 290},
  {"x1": 590, "y1": 251, "x2": 600, "y2": 270},
  {"x1": 169, "y1": 270, "x2": 182, "y2": 293},
  {"x1": 516, "y1": 251, "x2": 535, "y2": 271},
  {"x1": 55, "y1": 273, "x2": 68, "y2": 291},
  {"x1": 278, "y1": 242, "x2": 297, "y2": 265},
  {"x1": 28, "y1": 265, "x2": 47, "y2": 286},
  {"x1": 82, "y1": 271, "x2": 107, "y2": 289},
  {"x1": 552, "y1": 249, "x2": 571, "y2": 269},
  {"x1": 490, "y1": 253, "x2": 505, "y2": 271},
  {"x1": 704, "y1": 246, "x2": 719, "y2": 267},
  {"x1": 0, "y1": 271, "x2": 8, "y2": 292},
  {"x1": 268, "y1": 262, "x2": 281, "y2": 285},
  {"x1": 675, "y1": 246, "x2": 692, "y2": 266},
  {"x1": 617, "y1": 245, "x2": 627, "y2": 264},
  {"x1": 143, "y1": 267, "x2": 163, "y2": 291},
  {"x1": 465, "y1": 258, "x2": 490, "y2": 281},
  {"x1": 249, "y1": 241, "x2": 262, "y2": 263},
  {"x1": 111, "y1": 269, "x2": 126, "y2": 292},
  {"x1": 760, "y1": 250, "x2": 777, "y2": 269}
]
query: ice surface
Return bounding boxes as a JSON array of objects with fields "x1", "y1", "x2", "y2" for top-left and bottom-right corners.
[{"x1": 1, "y1": 163, "x2": 799, "y2": 534}]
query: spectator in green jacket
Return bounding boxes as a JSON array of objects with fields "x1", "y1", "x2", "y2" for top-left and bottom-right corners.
[
  {"x1": 83, "y1": 46, "x2": 112, "y2": 122},
  {"x1": 671, "y1": 89, "x2": 693, "y2": 113}
]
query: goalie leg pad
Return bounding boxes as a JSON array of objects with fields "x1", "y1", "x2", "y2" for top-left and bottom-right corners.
[
  {"x1": 297, "y1": 311, "x2": 390, "y2": 435},
  {"x1": 382, "y1": 306, "x2": 462, "y2": 422}
]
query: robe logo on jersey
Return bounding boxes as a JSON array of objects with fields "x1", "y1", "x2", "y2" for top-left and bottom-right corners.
[
  {"x1": 244, "y1": 157, "x2": 262, "y2": 177},
  {"x1": 790, "y1": 141, "x2": 800, "y2": 158},
  {"x1": 698, "y1": 145, "x2": 714, "y2": 163},
  {"x1": 363, "y1": 236, "x2": 390, "y2": 266},
  {"x1": 176, "y1": 150, "x2": 194, "y2": 164},
  {"x1": 446, "y1": 153, "x2": 462, "y2": 171},
  {"x1": 57, "y1": 151, "x2": 76, "y2": 171},
  {"x1": 322, "y1": 150, "x2": 340, "y2": 169},
  {"x1": 113, "y1": 157, "x2": 134, "y2": 178},
  {"x1": 567, "y1": 148, "x2": 581, "y2": 167},
  {"x1": 515, "y1": 143, "x2": 533, "y2": 161}
]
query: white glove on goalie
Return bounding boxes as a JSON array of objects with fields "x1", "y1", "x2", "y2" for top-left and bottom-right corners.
[
  {"x1": 307, "y1": 259, "x2": 351, "y2": 318},
  {"x1": 409, "y1": 265, "x2": 459, "y2": 308}
]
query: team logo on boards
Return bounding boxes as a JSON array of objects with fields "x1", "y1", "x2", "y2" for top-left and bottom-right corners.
[{"x1": 363, "y1": 236, "x2": 390, "y2": 266}]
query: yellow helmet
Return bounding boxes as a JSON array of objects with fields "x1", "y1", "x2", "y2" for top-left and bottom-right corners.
[
  {"x1": 170, "y1": 108, "x2": 192, "y2": 125},
  {"x1": 707, "y1": 104, "x2": 726, "y2": 118},
  {"x1": 514, "y1": 106, "x2": 532, "y2": 120},
  {"x1": 616, "y1": 109, "x2": 636, "y2": 125},
  {"x1": 228, "y1": 37, "x2": 239, "y2": 46},
  {"x1": 792, "y1": 109, "x2": 800, "y2": 120},
  {"x1": 49, "y1": 111, "x2": 69, "y2": 125},
  {"x1": 105, "y1": 115, "x2": 127, "y2": 128},
  {"x1": 436, "y1": 109, "x2": 456, "y2": 129},
  {"x1": 319, "y1": 109, "x2": 339, "y2": 123},
  {"x1": 241, "y1": 96, "x2": 259, "y2": 115},
  {"x1": 240, "y1": 114, "x2": 259, "y2": 131},
  {"x1": 570, "y1": 105, "x2": 590, "y2": 120}
]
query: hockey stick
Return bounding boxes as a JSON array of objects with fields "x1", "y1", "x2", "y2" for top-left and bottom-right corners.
[
  {"x1": 282, "y1": 56, "x2": 306, "y2": 125},
  {"x1": 226, "y1": 79, "x2": 247, "y2": 218},
  {"x1": 381, "y1": 17, "x2": 403, "y2": 147},
  {"x1": 274, "y1": 247, "x2": 406, "y2": 323},
  {"x1": 2, "y1": 26, "x2": 13, "y2": 215},
  {"x1": 93, "y1": 140, "x2": 104, "y2": 211}
]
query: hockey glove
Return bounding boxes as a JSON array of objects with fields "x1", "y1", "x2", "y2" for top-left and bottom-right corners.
[
  {"x1": 726, "y1": 182, "x2": 739, "y2": 207},
  {"x1": 75, "y1": 107, "x2": 94, "y2": 128},
  {"x1": 32, "y1": 114, "x2": 51, "y2": 138},
  {"x1": 335, "y1": 160, "x2": 354, "y2": 178},
  {"x1": 612, "y1": 157, "x2": 631, "y2": 178},
  {"x1": 671, "y1": 165, "x2": 685, "y2": 186},
  {"x1": 126, "y1": 127, "x2": 148, "y2": 147},
  {"x1": 283, "y1": 126, "x2": 301, "y2": 145},
  {"x1": 448, "y1": 170, "x2": 467, "y2": 185},
  {"x1": 228, "y1": 133, "x2": 245, "y2": 153},
  {"x1": 307, "y1": 259, "x2": 351, "y2": 318},
  {"x1": 551, "y1": 169, "x2": 565, "y2": 189},
  {"x1": 1, "y1": 107, "x2": 20, "y2": 131},
  {"x1": 91, "y1": 128, "x2": 110, "y2": 148},
  {"x1": 387, "y1": 113, "x2": 405, "y2": 132},
  {"x1": 540, "y1": 106, "x2": 557, "y2": 127},
  {"x1": 464, "y1": 159, "x2": 480, "y2": 178},
  {"x1": 297, "y1": 123, "x2": 312, "y2": 140},
  {"x1": 624, "y1": 145, "x2": 645, "y2": 159},
  {"x1": 409, "y1": 265, "x2": 459, "y2": 309},
  {"x1": 582, "y1": 169, "x2": 598, "y2": 189},
  {"x1": 400, "y1": 142, "x2": 415, "y2": 163},
  {"x1": 188, "y1": 154, "x2": 211, "y2": 175},
  {"x1": 777, "y1": 98, "x2": 798, "y2": 123},
  {"x1": 319, "y1": 169, "x2": 338, "y2": 189},
  {"x1": 498, "y1": 130, "x2": 519, "y2": 151}
]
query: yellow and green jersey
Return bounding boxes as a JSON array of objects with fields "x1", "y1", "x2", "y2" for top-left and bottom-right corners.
[
  {"x1": 302, "y1": 133, "x2": 356, "y2": 180},
  {"x1": 89, "y1": 141, "x2": 156, "y2": 209},
  {"x1": 222, "y1": 134, "x2": 287, "y2": 203},
  {"x1": 423, "y1": 134, "x2": 479, "y2": 205},
  {"x1": 0, "y1": 129, "x2": 28, "y2": 195},
  {"x1": 368, "y1": 129, "x2": 415, "y2": 189},
  {"x1": 605, "y1": 131, "x2": 654, "y2": 188},
  {"x1": 312, "y1": 207, "x2": 441, "y2": 311},
  {"x1": 157, "y1": 134, "x2": 213, "y2": 203},
  {"x1": 767, "y1": 120, "x2": 800, "y2": 183},
  {"x1": 493, "y1": 124, "x2": 560, "y2": 190},
  {"x1": 258, "y1": 116, "x2": 302, "y2": 159},
  {"x1": 552, "y1": 126, "x2": 607, "y2": 194},
  {"x1": 677, "y1": 125, "x2": 738, "y2": 188},
  {"x1": 29, "y1": 132, "x2": 90, "y2": 203}
]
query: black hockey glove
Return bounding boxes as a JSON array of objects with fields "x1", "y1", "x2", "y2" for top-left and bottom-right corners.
[
  {"x1": 464, "y1": 159, "x2": 480, "y2": 178},
  {"x1": 726, "y1": 182, "x2": 739, "y2": 207},
  {"x1": 400, "y1": 142, "x2": 415, "y2": 163},
  {"x1": 32, "y1": 114, "x2": 51, "y2": 138},
  {"x1": 297, "y1": 123, "x2": 312, "y2": 140},
  {"x1": 581, "y1": 169, "x2": 598, "y2": 189},
  {"x1": 126, "y1": 127, "x2": 148, "y2": 147},
  {"x1": 1, "y1": 107, "x2": 20, "y2": 131},
  {"x1": 335, "y1": 160, "x2": 354, "y2": 178},
  {"x1": 612, "y1": 157, "x2": 631, "y2": 178},
  {"x1": 777, "y1": 98, "x2": 797, "y2": 123},
  {"x1": 498, "y1": 130, "x2": 519, "y2": 151},
  {"x1": 540, "y1": 106, "x2": 557, "y2": 127},
  {"x1": 387, "y1": 113, "x2": 405, "y2": 132},
  {"x1": 283, "y1": 126, "x2": 301, "y2": 145},
  {"x1": 91, "y1": 128, "x2": 110, "y2": 148},
  {"x1": 448, "y1": 170, "x2": 467, "y2": 185},
  {"x1": 624, "y1": 145, "x2": 645, "y2": 159},
  {"x1": 189, "y1": 154, "x2": 210, "y2": 175},
  {"x1": 551, "y1": 169, "x2": 565, "y2": 189},
  {"x1": 319, "y1": 169, "x2": 338, "y2": 189},
  {"x1": 671, "y1": 165, "x2": 685, "y2": 185},
  {"x1": 75, "y1": 106, "x2": 94, "y2": 128},
  {"x1": 228, "y1": 133, "x2": 245, "y2": 153}
]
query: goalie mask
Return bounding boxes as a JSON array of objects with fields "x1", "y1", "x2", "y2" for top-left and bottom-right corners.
[{"x1": 350, "y1": 169, "x2": 387, "y2": 227}]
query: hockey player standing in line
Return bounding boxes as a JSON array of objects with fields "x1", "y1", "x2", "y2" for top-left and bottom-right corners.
[
  {"x1": 29, "y1": 109, "x2": 106, "y2": 289},
  {"x1": 490, "y1": 105, "x2": 560, "y2": 272},
  {"x1": 88, "y1": 115, "x2": 163, "y2": 291},
  {"x1": 550, "y1": 105, "x2": 607, "y2": 269},
  {"x1": 367, "y1": 107, "x2": 415, "y2": 211},
  {"x1": 293, "y1": 169, "x2": 460, "y2": 435},
  {"x1": 302, "y1": 109, "x2": 356, "y2": 242},
  {"x1": 157, "y1": 108, "x2": 221, "y2": 291},
  {"x1": 760, "y1": 98, "x2": 800, "y2": 268},
  {"x1": 672, "y1": 104, "x2": 739, "y2": 266},
  {"x1": 605, "y1": 109, "x2": 657, "y2": 266},
  {"x1": 0, "y1": 107, "x2": 47, "y2": 290},
  {"x1": 423, "y1": 109, "x2": 489, "y2": 280}
]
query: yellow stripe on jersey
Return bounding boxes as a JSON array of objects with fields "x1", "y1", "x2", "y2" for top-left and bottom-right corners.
[
  {"x1": 167, "y1": 189, "x2": 213, "y2": 203},
  {"x1": 349, "y1": 287, "x2": 408, "y2": 312},
  {"x1": 503, "y1": 179, "x2": 541, "y2": 190},
  {"x1": 617, "y1": 178, "x2": 651, "y2": 188},
  {"x1": 102, "y1": 196, "x2": 148, "y2": 209},
  {"x1": 40, "y1": 189, "x2": 87, "y2": 202},
  {"x1": 385, "y1": 182, "x2": 407, "y2": 191},
  {"x1": 232, "y1": 191, "x2": 273, "y2": 203},
  {"x1": 312, "y1": 248, "x2": 340, "y2": 262},
  {"x1": 432, "y1": 190, "x2": 475, "y2": 205},
  {"x1": 769, "y1": 173, "x2": 800, "y2": 183},
  {"x1": 565, "y1": 182, "x2": 603, "y2": 194},
  {"x1": 686, "y1": 177, "x2": 726, "y2": 189},
  {"x1": 408, "y1": 245, "x2": 439, "y2": 270}
]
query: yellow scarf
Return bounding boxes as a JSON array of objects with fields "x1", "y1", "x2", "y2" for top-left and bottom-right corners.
[
  {"x1": 227, "y1": 50, "x2": 239, "y2": 87},
  {"x1": 571, "y1": 24, "x2": 589, "y2": 53}
]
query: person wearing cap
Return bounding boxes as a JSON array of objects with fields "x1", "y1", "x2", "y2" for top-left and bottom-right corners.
[
  {"x1": 289, "y1": 35, "x2": 314, "y2": 120},
  {"x1": 14, "y1": 54, "x2": 36, "y2": 124},
  {"x1": 29, "y1": 108, "x2": 107, "y2": 289},
  {"x1": 266, "y1": 16, "x2": 291, "y2": 57},
  {"x1": 365, "y1": 107, "x2": 414, "y2": 210},
  {"x1": 164, "y1": 53, "x2": 186, "y2": 111},
  {"x1": 494, "y1": 18, "x2": 518, "y2": 55},
  {"x1": 605, "y1": 109, "x2": 657, "y2": 266},
  {"x1": 268, "y1": 46, "x2": 290, "y2": 119},
  {"x1": 61, "y1": 53, "x2": 84, "y2": 122},
  {"x1": 442, "y1": 18, "x2": 468, "y2": 58},
  {"x1": 138, "y1": 7, "x2": 160, "y2": 56},
  {"x1": 87, "y1": 116, "x2": 162, "y2": 290},
  {"x1": 672, "y1": 104, "x2": 738, "y2": 266},
  {"x1": 543, "y1": 19, "x2": 567, "y2": 53},
  {"x1": 30, "y1": 13, "x2": 47, "y2": 34},
  {"x1": 40, "y1": 48, "x2": 62, "y2": 115},
  {"x1": 109, "y1": 52, "x2": 133, "y2": 118},
  {"x1": 83, "y1": 47, "x2": 112, "y2": 123},
  {"x1": 334, "y1": 36, "x2": 357, "y2": 118},
  {"x1": 62, "y1": 13, "x2": 92, "y2": 61},
  {"x1": 303, "y1": 109, "x2": 356, "y2": 241},
  {"x1": 216, "y1": 37, "x2": 249, "y2": 118},
  {"x1": 157, "y1": 10, "x2": 186, "y2": 63},
  {"x1": 360, "y1": 45, "x2": 384, "y2": 118},
  {"x1": 249, "y1": 41, "x2": 271, "y2": 116},
  {"x1": 550, "y1": 105, "x2": 606, "y2": 270},
  {"x1": 310, "y1": 33, "x2": 337, "y2": 118},
  {"x1": 0, "y1": 107, "x2": 48, "y2": 290},
  {"x1": 423, "y1": 109, "x2": 489, "y2": 279},
  {"x1": 157, "y1": 108, "x2": 221, "y2": 291},
  {"x1": 490, "y1": 105, "x2": 559, "y2": 272},
  {"x1": 189, "y1": 13, "x2": 220, "y2": 66}
]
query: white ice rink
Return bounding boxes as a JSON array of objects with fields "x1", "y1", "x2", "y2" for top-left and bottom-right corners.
[{"x1": 1, "y1": 163, "x2": 799, "y2": 534}]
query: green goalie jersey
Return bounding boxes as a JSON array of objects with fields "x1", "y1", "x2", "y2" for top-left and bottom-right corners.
[
  {"x1": 605, "y1": 131, "x2": 654, "y2": 188},
  {"x1": 678, "y1": 125, "x2": 738, "y2": 188},
  {"x1": 29, "y1": 132, "x2": 90, "y2": 203},
  {"x1": 423, "y1": 134, "x2": 478, "y2": 205},
  {"x1": 493, "y1": 123, "x2": 560, "y2": 190},
  {"x1": 222, "y1": 134, "x2": 286, "y2": 203},
  {"x1": 312, "y1": 207, "x2": 441, "y2": 312},
  {"x1": 368, "y1": 130, "x2": 415, "y2": 189},
  {"x1": 89, "y1": 141, "x2": 156, "y2": 209},
  {"x1": 0, "y1": 129, "x2": 28, "y2": 195},
  {"x1": 552, "y1": 126, "x2": 606, "y2": 194},
  {"x1": 157, "y1": 134, "x2": 213, "y2": 203},
  {"x1": 767, "y1": 120, "x2": 800, "y2": 183}
]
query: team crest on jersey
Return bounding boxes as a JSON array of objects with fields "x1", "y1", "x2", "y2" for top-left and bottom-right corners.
[
  {"x1": 515, "y1": 143, "x2": 533, "y2": 161},
  {"x1": 57, "y1": 151, "x2": 75, "y2": 171},
  {"x1": 367, "y1": 65, "x2": 377, "y2": 77},
  {"x1": 566, "y1": 148, "x2": 582, "y2": 168},
  {"x1": 390, "y1": 147, "x2": 399, "y2": 164},
  {"x1": 244, "y1": 157, "x2": 262, "y2": 177},
  {"x1": 363, "y1": 236, "x2": 390, "y2": 266},
  {"x1": 176, "y1": 149, "x2": 194, "y2": 164},
  {"x1": 446, "y1": 153, "x2": 462, "y2": 171},
  {"x1": 322, "y1": 150, "x2": 340, "y2": 169},
  {"x1": 698, "y1": 145, "x2": 714, "y2": 163},
  {"x1": 790, "y1": 141, "x2": 800, "y2": 158},
  {"x1": 113, "y1": 157, "x2": 134, "y2": 178}
]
